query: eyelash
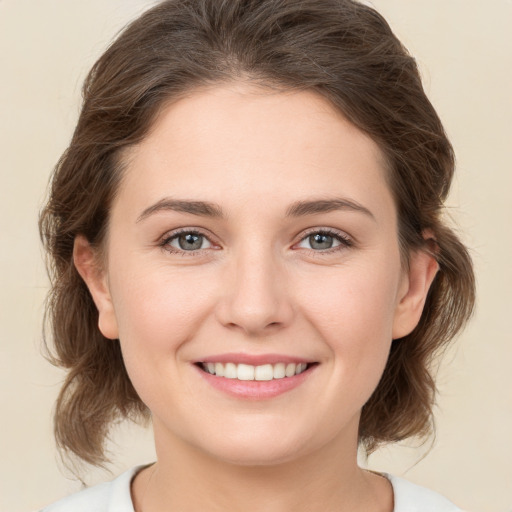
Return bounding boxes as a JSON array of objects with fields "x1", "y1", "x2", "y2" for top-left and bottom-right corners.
[
  {"x1": 159, "y1": 228, "x2": 354, "y2": 256},
  {"x1": 159, "y1": 228, "x2": 215, "y2": 256},
  {"x1": 297, "y1": 228, "x2": 354, "y2": 253}
]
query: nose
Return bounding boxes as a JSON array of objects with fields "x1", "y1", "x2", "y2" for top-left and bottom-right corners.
[{"x1": 215, "y1": 245, "x2": 294, "y2": 336}]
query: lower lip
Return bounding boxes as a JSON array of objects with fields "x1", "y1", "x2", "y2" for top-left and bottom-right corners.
[{"x1": 193, "y1": 364, "x2": 316, "y2": 400}]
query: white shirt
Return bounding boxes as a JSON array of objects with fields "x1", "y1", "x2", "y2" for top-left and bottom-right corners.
[{"x1": 40, "y1": 466, "x2": 463, "y2": 512}]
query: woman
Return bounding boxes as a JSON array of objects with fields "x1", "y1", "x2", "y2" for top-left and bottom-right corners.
[{"x1": 39, "y1": 0, "x2": 475, "y2": 510}]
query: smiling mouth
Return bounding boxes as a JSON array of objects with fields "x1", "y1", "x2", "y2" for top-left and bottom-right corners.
[{"x1": 196, "y1": 362, "x2": 317, "y2": 381}]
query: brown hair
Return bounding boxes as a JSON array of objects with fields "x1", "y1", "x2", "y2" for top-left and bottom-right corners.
[{"x1": 39, "y1": 0, "x2": 475, "y2": 467}]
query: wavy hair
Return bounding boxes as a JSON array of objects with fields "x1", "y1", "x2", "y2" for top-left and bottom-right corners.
[{"x1": 39, "y1": 0, "x2": 475, "y2": 467}]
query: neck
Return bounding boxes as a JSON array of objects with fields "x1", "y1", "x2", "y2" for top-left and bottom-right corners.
[{"x1": 133, "y1": 420, "x2": 393, "y2": 512}]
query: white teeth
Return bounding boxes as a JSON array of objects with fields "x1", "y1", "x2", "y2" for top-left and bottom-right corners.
[
  {"x1": 224, "y1": 362, "x2": 237, "y2": 379},
  {"x1": 285, "y1": 363, "x2": 296, "y2": 377},
  {"x1": 273, "y1": 362, "x2": 286, "y2": 379},
  {"x1": 214, "y1": 362, "x2": 224, "y2": 377},
  {"x1": 201, "y1": 362, "x2": 311, "y2": 380},
  {"x1": 237, "y1": 363, "x2": 255, "y2": 381},
  {"x1": 295, "y1": 363, "x2": 307, "y2": 375},
  {"x1": 254, "y1": 364, "x2": 273, "y2": 381}
]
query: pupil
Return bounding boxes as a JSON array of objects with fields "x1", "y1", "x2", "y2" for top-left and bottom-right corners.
[
  {"x1": 310, "y1": 233, "x2": 333, "y2": 250},
  {"x1": 179, "y1": 233, "x2": 202, "y2": 250}
]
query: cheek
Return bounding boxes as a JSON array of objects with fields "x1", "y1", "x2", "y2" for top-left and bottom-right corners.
[
  {"x1": 107, "y1": 261, "x2": 217, "y2": 381},
  {"x1": 107, "y1": 265, "x2": 219, "y2": 417},
  {"x1": 300, "y1": 260, "x2": 400, "y2": 334},
  {"x1": 296, "y1": 260, "x2": 401, "y2": 384}
]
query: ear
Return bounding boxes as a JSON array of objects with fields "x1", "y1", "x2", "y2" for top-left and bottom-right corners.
[
  {"x1": 73, "y1": 235, "x2": 119, "y2": 340},
  {"x1": 392, "y1": 239, "x2": 439, "y2": 340}
]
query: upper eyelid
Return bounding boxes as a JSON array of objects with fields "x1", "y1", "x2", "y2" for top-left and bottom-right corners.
[
  {"x1": 161, "y1": 227, "x2": 215, "y2": 242},
  {"x1": 299, "y1": 227, "x2": 347, "y2": 236},
  {"x1": 161, "y1": 226, "x2": 350, "y2": 237},
  {"x1": 296, "y1": 227, "x2": 352, "y2": 242}
]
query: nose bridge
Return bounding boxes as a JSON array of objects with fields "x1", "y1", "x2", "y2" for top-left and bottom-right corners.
[{"x1": 219, "y1": 239, "x2": 293, "y2": 335}]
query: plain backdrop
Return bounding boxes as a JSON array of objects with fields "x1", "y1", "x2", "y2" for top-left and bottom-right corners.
[{"x1": 0, "y1": 1, "x2": 511, "y2": 511}]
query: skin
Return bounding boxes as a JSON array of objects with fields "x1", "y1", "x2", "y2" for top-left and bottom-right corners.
[{"x1": 75, "y1": 82, "x2": 438, "y2": 512}]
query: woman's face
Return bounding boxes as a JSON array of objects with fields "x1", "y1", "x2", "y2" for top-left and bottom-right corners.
[{"x1": 79, "y1": 83, "x2": 433, "y2": 466}]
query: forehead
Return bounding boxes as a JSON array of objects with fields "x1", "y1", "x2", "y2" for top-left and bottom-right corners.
[{"x1": 115, "y1": 82, "x2": 394, "y2": 222}]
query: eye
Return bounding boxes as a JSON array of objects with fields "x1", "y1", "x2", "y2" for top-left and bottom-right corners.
[
  {"x1": 163, "y1": 230, "x2": 213, "y2": 252},
  {"x1": 296, "y1": 230, "x2": 352, "y2": 251}
]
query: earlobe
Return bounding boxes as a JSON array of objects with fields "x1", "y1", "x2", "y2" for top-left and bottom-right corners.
[
  {"x1": 73, "y1": 235, "x2": 119, "y2": 340},
  {"x1": 392, "y1": 244, "x2": 439, "y2": 340}
]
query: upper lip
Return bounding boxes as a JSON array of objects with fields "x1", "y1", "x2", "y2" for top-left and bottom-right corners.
[{"x1": 196, "y1": 353, "x2": 315, "y2": 366}]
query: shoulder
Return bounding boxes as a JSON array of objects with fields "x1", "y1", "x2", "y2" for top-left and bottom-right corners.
[
  {"x1": 39, "y1": 466, "x2": 143, "y2": 512},
  {"x1": 387, "y1": 474, "x2": 463, "y2": 512}
]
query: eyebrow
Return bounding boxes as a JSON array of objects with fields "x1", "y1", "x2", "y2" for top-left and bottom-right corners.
[
  {"x1": 137, "y1": 198, "x2": 225, "y2": 223},
  {"x1": 136, "y1": 196, "x2": 375, "y2": 223},
  {"x1": 285, "y1": 198, "x2": 375, "y2": 221}
]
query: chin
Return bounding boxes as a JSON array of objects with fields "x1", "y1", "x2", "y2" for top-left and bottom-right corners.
[
  {"x1": 194, "y1": 423, "x2": 320, "y2": 467},
  {"x1": 206, "y1": 441, "x2": 304, "y2": 467}
]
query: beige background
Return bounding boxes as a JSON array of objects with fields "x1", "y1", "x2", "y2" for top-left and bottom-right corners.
[{"x1": 0, "y1": 0, "x2": 510, "y2": 511}]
